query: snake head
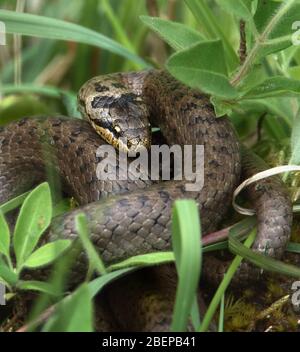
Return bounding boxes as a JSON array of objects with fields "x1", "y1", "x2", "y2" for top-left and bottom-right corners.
[{"x1": 78, "y1": 76, "x2": 151, "y2": 154}]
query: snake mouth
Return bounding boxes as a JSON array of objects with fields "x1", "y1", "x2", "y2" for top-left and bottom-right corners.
[
  {"x1": 117, "y1": 137, "x2": 150, "y2": 155},
  {"x1": 90, "y1": 119, "x2": 150, "y2": 154}
]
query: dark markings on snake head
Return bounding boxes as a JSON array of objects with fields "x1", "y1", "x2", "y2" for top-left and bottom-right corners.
[
  {"x1": 94, "y1": 83, "x2": 110, "y2": 93},
  {"x1": 91, "y1": 93, "x2": 139, "y2": 110},
  {"x1": 112, "y1": 82, "x2": 125, "y2": 89}
]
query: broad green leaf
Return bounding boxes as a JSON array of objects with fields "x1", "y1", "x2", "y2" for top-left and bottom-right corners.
[
  {"x1": 167, "y1": 41, "x2": 238, "y2": 99},
  {"x1": 13, "y1": 182, "x2": 52, "y2": 269},
  {"x1": 0, "y1": 211, "x2": 10, "y2": 258},
  {"x1": 75, "y1": 213, "x2": 106, "y2": 276},
  {"x1": 171, "y1": 200, "x2": 202, "y2": 332},
  {"x1": 242, "y1": 77, "x2": 300, "y2": 99},
  {"x1": 215, "y1": 0, "x2": 253, "y2": 21},
  {"x1": 140, "y1": 16, "x2": 204, "y2": 51},
  {"x1": 23, "y1": 240, "x2": 72, "y2": 269},
  {"x1": 42, "y1": 283, "x2": 93, "y2": 332},
  {"x1": 0, "y1": 10, "x2": 147, "y2": 68},
  {"x1": 17, "y1": 280, "x2": 60, "y2": 296}
]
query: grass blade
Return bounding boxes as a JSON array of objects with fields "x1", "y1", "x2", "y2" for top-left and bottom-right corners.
[
  {"x1": 0, "y1": 9, "x2": 148, "y2": 68},
  {"x1": 75, "y1": 213, "x2": 107, "y2": 276},
  {"x1": 199, "y1": 229, "x2": 256, "y2": 332},
  {"x1": 171, "y1": 199, "x2": 202, "y2": 332}
]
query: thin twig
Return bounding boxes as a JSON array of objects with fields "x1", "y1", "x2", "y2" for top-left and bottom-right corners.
[
  {"x1": 17, "y1": 304, "x2": 56, "y2": 332},
  {"x1": 146, "y1": 0, "x2": 159, "y2": 17},
  {"x1": 239, "y1": 20, "x2": 247, "y2": 65}
]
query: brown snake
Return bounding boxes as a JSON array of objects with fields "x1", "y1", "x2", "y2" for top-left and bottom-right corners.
[{"x1": 0, "y1": 69, "x2": 293, "y2": 331}]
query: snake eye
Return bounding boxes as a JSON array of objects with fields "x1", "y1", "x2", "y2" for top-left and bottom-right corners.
[{"x1": 114, "y1": 125, "x2": 121, "y2": 134}]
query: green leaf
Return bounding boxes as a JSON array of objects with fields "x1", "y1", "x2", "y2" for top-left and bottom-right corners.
[
  {"x1": 107, "y1": 251, "x2": 174, "y2": 271},
  {"x1": 17, "y1": 280, "x2": 60, "y2": 296},
  {"x1": 88, "y1": 268, "x2": 135, "y2": 298},
  {"x1": 215, "y1": 0, "x2": 253, "y2": 21},
  {"x1": 0, "y1": 211, "x2": 10, "y2": 259},
  {"x1": 229, "y1": 234, "x2": 300, "y2": 278},
  {"x1": 0, "y1": 257, "x2": 18, "y2": 286},
  {"x1": 287, "y1": 242, "x2": 300, "y2": 253},
  {"x1": 210, "y1": 96, "x2": 234, "y2": 117},
  {"x1": 140, "y1": 16, "x2": 204, "y2": 51},
  {"x1": 0, "y1": 191, "x2": 30, "y2": 214},
  {"x1": 23, "y1": 240, "x2": 72, "y2": 269},
  {"x1": 218, "y1": 294, "x2": 225, "y2": 332},
  {"x1": 171, "y1": 200, "x2": 202, "y2": 332},
  {"x1": 242, "y1": 77, "x2": 300, "y2": 99},
  {"x1": 13, "y1": 182, "x2": 52, "y2": 269},
  {"x1": 42, "y1": 283, "x2": 93, "y2": 332},
  {"x1": 0, "y1": 9, "x2": 147, "y2": 68},
  {"x1": 75, "y1": 213, "x2": 106, "y2": 276},
  {"x1": 167, "y1": 41, "x2": 238, "y2": 99},
  {"x1": 0, "y1": 84, "x2": 74, "y2": 100},
  {"x1": 239, "y1": 97, "x2": 296, "y2": 128}
]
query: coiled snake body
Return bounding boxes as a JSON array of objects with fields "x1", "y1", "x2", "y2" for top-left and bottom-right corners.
[{"x1": 0, "y1": 70, "x2": 293, "y2": 331}]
